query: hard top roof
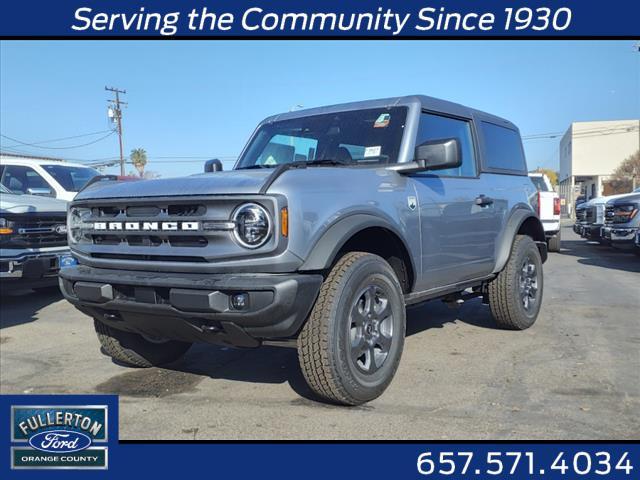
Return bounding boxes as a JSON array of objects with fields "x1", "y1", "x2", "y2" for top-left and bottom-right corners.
[{"x1": 262, "y1": 94, "x2": 517, "y2": 130}]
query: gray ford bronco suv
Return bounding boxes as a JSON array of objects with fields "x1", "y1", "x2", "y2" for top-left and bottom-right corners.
[{"x1": 60, "y1": 95, "x2": 547, "y2": 405}]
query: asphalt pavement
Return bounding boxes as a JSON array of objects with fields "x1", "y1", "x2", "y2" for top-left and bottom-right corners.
[{"x1": 1, "y1": 225, "x2": 639, "y2": 439}]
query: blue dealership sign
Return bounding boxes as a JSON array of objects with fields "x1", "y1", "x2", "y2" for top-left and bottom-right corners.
[{"x1": 0, "y1": 0, "x2": 639, "y2": 38}]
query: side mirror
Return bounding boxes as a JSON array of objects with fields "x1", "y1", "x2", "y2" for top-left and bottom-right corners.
[
  {"x1": 27, "y1": 187, "x2": 54, "y2": 197},
  {"x1": 204, "y1": 159, "x2": 223, "y2": 173},
  {"x1": 390, "y1": 138, "x2": 461, "y2": 174}
]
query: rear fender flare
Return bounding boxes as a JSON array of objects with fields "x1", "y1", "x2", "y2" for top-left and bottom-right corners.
[{"x1": 493, "y1": 208, "x2": 546, "y2": 273}]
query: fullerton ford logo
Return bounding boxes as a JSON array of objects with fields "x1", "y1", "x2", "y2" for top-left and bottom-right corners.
[
  {"x1": 28, "y1": 430, "x2": 92, "y2": 453},
  {"x1": 11, "y1": 403, "x2": 110, "y2": 470},
  {"x1": 92, "y1": 221, "x2": 200, "y2": 231}
]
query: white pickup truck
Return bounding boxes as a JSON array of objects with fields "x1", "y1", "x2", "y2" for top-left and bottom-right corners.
[{"x1": 529, "y1": 172, "x2": 561, "y2": 252}]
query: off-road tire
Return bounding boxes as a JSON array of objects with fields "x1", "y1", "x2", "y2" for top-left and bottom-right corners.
[
  {"x1": 297, "y1": 252, "x2": 406, "y2": 406},
  {"x1": 547, "y1": 230, "x2": 561, "y2": 252},
  {"x1": 488, "y1": 235, "x2": 543, "y2": 330},
  {"x1": 94, "y1": 319, "x2": 191, "y2": 368}
]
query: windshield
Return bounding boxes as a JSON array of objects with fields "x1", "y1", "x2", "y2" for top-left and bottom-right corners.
[
  {"x1": 41, "y1": 165, "x2": 99, "y2": 192},
  {"x1": 236, "y1": 107, "x2": 407, "y2": 169},
  {"x1": 0, "y1": 183, "x2": 14, "y2": 194}
]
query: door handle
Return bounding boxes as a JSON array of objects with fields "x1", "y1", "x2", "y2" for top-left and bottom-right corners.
[{"x1": 475, "y1": 195, "x2": 494, "y2": 206}]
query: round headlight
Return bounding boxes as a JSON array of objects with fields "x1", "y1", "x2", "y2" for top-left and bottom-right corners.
[
  {"x1": 232, "y1": 203, "x2": 272, "y2": 249},
  {"x1": 68, "y1": 207, "x2": 86, "y2": 244}
]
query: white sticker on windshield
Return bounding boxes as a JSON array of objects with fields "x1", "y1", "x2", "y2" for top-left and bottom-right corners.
[
  {"x1": 374, "y1": 113, "x2": 390, "y2": 128},
  {"x1": 364, "y1": 146, "x2": 381, "y2": 158}
]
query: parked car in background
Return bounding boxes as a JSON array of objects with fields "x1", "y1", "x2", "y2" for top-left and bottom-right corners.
[
  {"x1": 0, "y1": 184, "x2": 70, "y2": 292},
  {"x1": 578, "y1": 195, "x2": 622, "y2": 244},
  {"x1": 529, "y1": 172, "x2": 561, "y2": 252},
  {"x1": 574, "y1": 201, "x2": 587, "y2": 236},
  {"x1": 0, "y1": 154, "x2": 99, "y2": 201},
  {"x1": 603, "y1": 193, "x2": 640, "y2": 254}
]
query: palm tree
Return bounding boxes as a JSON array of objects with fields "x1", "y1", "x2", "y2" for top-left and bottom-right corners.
[{"x1": 130, "y1": 148, "x2": 148, "y2": 178}]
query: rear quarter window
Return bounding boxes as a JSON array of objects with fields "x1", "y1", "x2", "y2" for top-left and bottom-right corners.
[{"x1": 482, "y1": 121, "x2": 527, "y2": 173}]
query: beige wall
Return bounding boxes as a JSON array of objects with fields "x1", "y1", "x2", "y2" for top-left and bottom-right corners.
[
  {"x1": 560, "y1": 120, "x2": 639, "y2": 181},
  {"x1": 559, "y1": 127, "x2": 573, "y2": 182}
]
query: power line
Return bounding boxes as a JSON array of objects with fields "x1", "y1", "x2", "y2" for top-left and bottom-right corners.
[
  {"x1": 105, "y1": 86, "x2": 127, "y2": 176},
  {"x1": 523, "y1": 125, "x2": 639, "y2": 141},
  {"x1": 0, "y1": 129, "x2": 113, "y2": 148},
  {"x1": 0, "y1": 130, "x2": 116, "y2": 150}
]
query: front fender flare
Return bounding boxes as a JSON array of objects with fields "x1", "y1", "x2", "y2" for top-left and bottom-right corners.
[{"x1": 299, "y1": 214, "x2": 414, "y2": 273}]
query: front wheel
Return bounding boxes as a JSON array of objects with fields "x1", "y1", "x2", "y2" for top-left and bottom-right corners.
[
  {"x1": 488, "y1": 235, "x2": 543, "y2": 330},
  {"x1": 297, "y1": 252, "x2": 406, "y2": 405}
]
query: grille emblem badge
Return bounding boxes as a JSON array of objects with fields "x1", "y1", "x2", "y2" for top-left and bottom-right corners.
[{"x1": 92, "y1": 221, "x2": 200, "y2": 231}]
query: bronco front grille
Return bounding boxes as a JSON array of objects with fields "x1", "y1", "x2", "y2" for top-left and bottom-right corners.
[{"x1": 71, "y1": 195, "x2": 282, "y2": 264}]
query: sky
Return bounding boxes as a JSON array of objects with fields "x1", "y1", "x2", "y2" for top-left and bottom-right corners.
[{"x1": 1, "y1": 40, "x2": 639, "y2": 177}]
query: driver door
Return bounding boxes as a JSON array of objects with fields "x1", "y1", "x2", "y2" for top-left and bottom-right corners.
[{"x1": 410, "y1": 112, "x2": 499, "y2": 290}]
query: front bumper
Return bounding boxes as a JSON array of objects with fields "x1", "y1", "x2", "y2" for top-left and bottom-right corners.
[
  {"x1": 1, "y1": 248, "x2": 69, "y2": 288},
  {"x1": 583, "y1": 224, "x2": 604, "y2": 241},
  {"x1": 59, "y1": 265, "x2": 323, "y2": 347},
  {"x1": 604, "y1": 226, "x2": 638, "y2": 249}
]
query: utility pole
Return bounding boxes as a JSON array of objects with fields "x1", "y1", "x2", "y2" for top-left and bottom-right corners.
[{"x1": 105, "y1": 86, "x2": 127, "y2": 176}]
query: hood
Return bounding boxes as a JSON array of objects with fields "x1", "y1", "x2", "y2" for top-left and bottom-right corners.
[
  {"x1": 608, "y1": 193, "x2": 640, "y2": 205},
  {"x1": 75, "y1": 170, "x2": 274, "y2": 200},
  {"x1": 584, "y1": 192, "x2": 635, "y2": 206},
  {"x1": 0, "y1": 192, "x2": 68, "y2": 214}
]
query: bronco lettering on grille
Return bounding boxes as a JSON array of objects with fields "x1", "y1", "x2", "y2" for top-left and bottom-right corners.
[{"x1": 92, "y1": 221, "x2": 200, "y2": 231}]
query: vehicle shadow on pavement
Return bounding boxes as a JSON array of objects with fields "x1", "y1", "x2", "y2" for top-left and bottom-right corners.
[
  {"x1": 157, "y1": 297, "x2": 496, "y2": 404},
  {"x1": 0, "y1": 289, "x2": 63, "y2": 329},
  {"x1": 558, "y1": 239, "x2": 640, "y2": 274},
  {"x1": 166, "y1": 342, "x2": 325, "y2": 402},
  {"x1": 406, "y1": 298, "x2": 496, "y2": 335}
]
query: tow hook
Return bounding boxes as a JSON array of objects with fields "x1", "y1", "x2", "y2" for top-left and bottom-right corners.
[
  {"x1": 103, "y1": 312, "x2": 122, "y2": 322},
  {"x1": 201, "y1": 324, "x2": 221, "y2": 333}
]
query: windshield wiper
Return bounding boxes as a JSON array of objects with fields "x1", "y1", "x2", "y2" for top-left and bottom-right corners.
[
  {"x1": 236, "y1": 164, "x2": 278, "y2": 170},
  {"x1": 257, "y1": 159, "x2": 350, "y2": 193},
  {"x1": 305, "y1": 158, "x2": 350, "y2": 166},
  {"x1": 239, "y1": 158, "x2": 349, "y2": 170}
]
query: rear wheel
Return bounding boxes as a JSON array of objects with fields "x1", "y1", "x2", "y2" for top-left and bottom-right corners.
[
  {"x1": 297, "y1": 252, "x2": 406, "y2": 405},
  {"x1": 547, "y1": 230, "x2": 561, "y2": 252},
  {"x1": 93, "y1": 319, "x2": 191, "y2": 368},
  {"x1": 488, "y1": 235, "x2": 543, "y2": 330}
]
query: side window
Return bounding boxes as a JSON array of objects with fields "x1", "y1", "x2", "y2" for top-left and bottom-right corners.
[
  {"x1": 257, "y1": 134, "x2": 318, "y2": 166},
  {"x1": 0, "y1": 165, "x2": 50, "y2": 193},
  {"x1": 415, "y1": 113, "x2": 476, "y2": 177},
  {"x1": 482, "y1": 122, "x2": 527, "y2": 172}
]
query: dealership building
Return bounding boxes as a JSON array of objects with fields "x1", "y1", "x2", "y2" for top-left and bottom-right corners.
[{"x1": 558, "y1": 119, "x2": 640, "y2": 215}]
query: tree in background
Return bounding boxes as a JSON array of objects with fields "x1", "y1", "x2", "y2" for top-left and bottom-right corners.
[
  {"x1": 127, "y1": 170, "x2": 160, "y2": 179},
  {"x1": 606, "y1": 150, "x2": 640, "y2": 193},
  {"x1": 533, "y1": 168, "x2": 558, "y2": 186},
  {"x1": 130, "y1": 148, "x2": 148, "y2": 178}
]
